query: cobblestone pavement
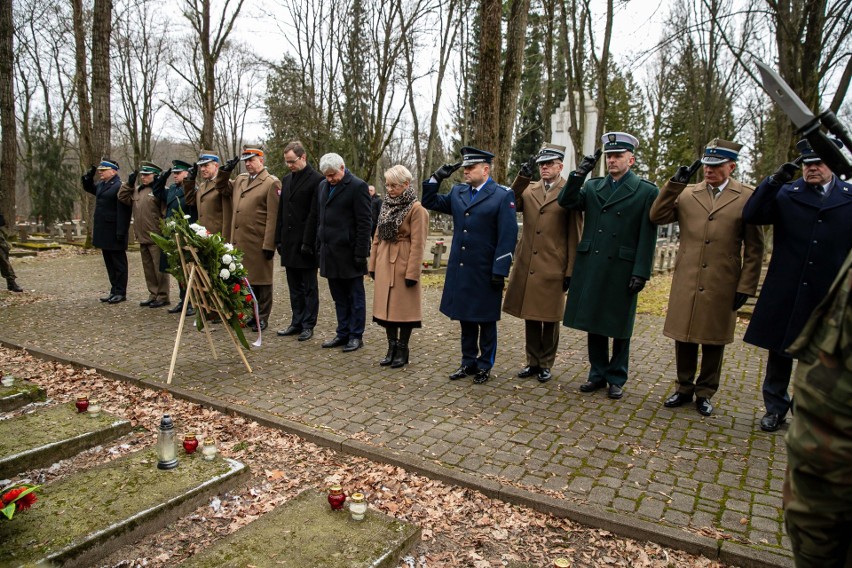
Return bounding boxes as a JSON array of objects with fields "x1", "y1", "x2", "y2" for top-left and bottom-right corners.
[{"x1": 1, "y1": 252, "x2": 790, "y2": 560}]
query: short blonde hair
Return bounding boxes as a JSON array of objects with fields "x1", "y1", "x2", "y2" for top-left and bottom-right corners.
[{"x1": 384, "y1": 165, "x2": 413, "y2": 186}]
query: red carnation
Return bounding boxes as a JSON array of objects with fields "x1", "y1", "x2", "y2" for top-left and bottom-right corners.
[
  {"x1": 245, "y1": 294, "x2": 253, "y2": 303},
  {"x1": 232, "y1": 283, "x2": 241, "y2": 293},
  {"x1": 238, "y1": 313, "x2": 244, "y2": 319},
  {"x1": 2, "y1": 487, "x2": 37, "y2": 511}
]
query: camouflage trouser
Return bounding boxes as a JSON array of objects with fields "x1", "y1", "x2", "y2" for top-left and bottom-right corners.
[{"x1": 0, "y1": 230, "x2": 15, "y2": 281}]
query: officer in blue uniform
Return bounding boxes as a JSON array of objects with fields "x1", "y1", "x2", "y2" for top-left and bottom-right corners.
[{"x1": 422, "y1": 147, "x2": 519, "y2": 384}]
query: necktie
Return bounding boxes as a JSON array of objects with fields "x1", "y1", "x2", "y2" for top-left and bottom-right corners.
[
  {"x1": 710, "y1": 186, "x2": 721, "y2": 200},
  {"x1": 544, "y1": 183, "x2": 551, "y2": 192},
  {"x1": 470, "y1": 187, "x2": 477, "y2": 200}
]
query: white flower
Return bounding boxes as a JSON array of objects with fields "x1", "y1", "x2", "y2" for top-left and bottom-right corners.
[
  {"x1": 219, "y1": 268, "x2": 231, "y2": 279},
  {"x1": 222, "y1": 254, "x2": 233, "y2": 265},
  {"x1": 189, "y1": 223, "x2": 203, "y2": 232},
  {"x1": 237, "y1": 263, "x2": 243, "y2": 271},
  {"x1": 229, "y1": 262, "x2": 236, "y2": 271},
  {"x1": 223, "y1": 243, "x2": 234, "y2": 252},
  {"x1": 183, "y1": 215, "x2": 190, "y2": 219}
]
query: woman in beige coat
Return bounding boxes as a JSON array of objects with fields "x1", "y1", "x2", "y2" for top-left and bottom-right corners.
[{"x1": 368, "y1": 165, "x2": 429, "y2": 368}]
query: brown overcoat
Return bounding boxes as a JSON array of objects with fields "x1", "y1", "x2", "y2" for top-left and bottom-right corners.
[
  {"x1": 117, "y1": 182, "x2": 163, "y2": 245},
  {"x1": 368, "y1": 202, "x2": 429, "y2": 323},
  {"x1": 502, "y1": 175, "x2": 583, "y2": 322},
  {"x1": 649, "y1": 178, "x2": 764, "y2": 345},
  {"x1": 230, "y1": 169, "x2": 281, "y2": 286},
  {"x1": 184, "y1": 169, "x2": 233, "y2": 241}
]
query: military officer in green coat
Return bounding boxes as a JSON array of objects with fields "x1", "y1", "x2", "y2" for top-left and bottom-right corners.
[{"x1": 557, "y1": 132, "x2": 659, "y2": 399}]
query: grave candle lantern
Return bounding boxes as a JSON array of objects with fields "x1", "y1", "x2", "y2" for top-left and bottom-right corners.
[
  {"x1": 87, "y1": 401, "x2": 101, "y2": 417},
  {"x1": 183, "y1": 433, "x2": 199, "y2": 454},
  {"x1": 156, "y1": 415, "x2": 178, "y2": 470},
  {"x1": 327, "y1": 485, "x2": 346, "y2": 511},
  {"x1": 76, "y1": 395, "x2": 90, "y2": 413},
  {"x1": 349, "y1": 492, "x2": 367, "y2": 521},
  {"x1": 201, "y1": 439, "x2": 218, "y2": 461}
]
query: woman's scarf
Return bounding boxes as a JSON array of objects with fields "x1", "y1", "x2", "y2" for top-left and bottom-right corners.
[{"x1": 377, "y1": 183, "x2": 418, "y2": 242}]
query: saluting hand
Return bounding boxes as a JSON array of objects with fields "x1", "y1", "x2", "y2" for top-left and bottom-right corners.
[
  {"x1": 519, "y1": 154, "x2": 538, "y2": 178},
  {"x1": 128, "y1": 170, "x2": 138, "y2": 187},
  {"x1": 575, "y1": 149, "x2": 602, "y2": 177},
  {"x1": 152, "y1": 168, "x2": 173, "y2": 192},
  {"x1": 188, "y1": 163, "x2": 199, "y2": 181},
  {"x1": 84, "y1": 165, "x2": 97, "y2": 180},
  {"x1": 432, "y1": 162, "x2": 462, "y2": 183},
  {"x1": 769, "y1": 157, "x2": 803, "y2": 186},
  {"x1": 221, "y1": 156, "x2": 240, "y2": 173},
  {"x1": 672, "y1": 159, "x2": 702, "y2": 184}
]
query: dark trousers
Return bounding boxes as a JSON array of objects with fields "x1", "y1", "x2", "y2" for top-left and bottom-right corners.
[
  {"x1": 460, "y1": 320, "x2": 497, "y2": 371},
  {"x1": 102, "y1": 249, "x2": 128, "y2": 296},
  {"x1": 0, "y1": 231, "x2": 16, "y2": 281},
  {"x1": 327, "y1": 277, "x2": 366, "y2": 340},
  {"x1": 675, "y1": 341, "x2": 725, "y2": 399},
  {"x1": 762, "y1": 349, "x2": 794, "y2": 417},
  {"x1": 252, "y1": 284, "x2": 273, "y2": 324},
  {"x1": 524, "y1": 320, "x2": 560, "y2": 368},
  {"x1": 285, "y1": 266, "x2": 319, "y2": 330},
  {"x1": 587, "y1": 333, "x2": 630, "y2": 387}
]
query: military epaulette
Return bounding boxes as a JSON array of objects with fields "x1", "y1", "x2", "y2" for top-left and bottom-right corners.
[
  {"x1": 639, "y1": 177, "x2": 658, "y2": 187},
  {"x1": 498, "y1": 184, "x2": 512, "y2": 192}
]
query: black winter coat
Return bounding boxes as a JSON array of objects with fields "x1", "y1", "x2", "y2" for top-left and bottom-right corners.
[
  {"x1": 274, "y1": 164, "x2": 322, "y2": 269},
  {"x1": 83, "y1": 174, "x2": 131, "y2": 251},
  {"x1": 316, "y1": 169, "x2": 372, "y2": 279}
]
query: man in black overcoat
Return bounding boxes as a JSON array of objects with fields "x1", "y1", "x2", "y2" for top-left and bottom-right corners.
[{"x1": 275, "y1": 141, "x2": 323, "y2": 341}]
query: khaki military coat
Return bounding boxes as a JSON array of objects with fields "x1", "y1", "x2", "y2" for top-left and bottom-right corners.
[
  {"x1": 230, "y1": 169, "x2": 281, "y2": 286},
  {"x1": 503, "y1": 175, "x2": 583, "y2": 322},
  {"x1": 118, "y1": 182, "x2": 163, "y2": 245},
  {"x1": 184, "y1": 169, "x2": 233, "y2": 240},
  {"x1": 650, "y1": 178, "x2": 764, "y2": 345},
  {"x1": 368, "y1": 203, "x2": 429, "y2": 323}
]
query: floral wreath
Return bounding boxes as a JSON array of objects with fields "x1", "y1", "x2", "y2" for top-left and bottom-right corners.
[
  {"x1": 1, "y1": 483, "x2": 40, "y2": 520},
  {"x1": 152, "y1": 210, "x2": 255, "y2": 349}
]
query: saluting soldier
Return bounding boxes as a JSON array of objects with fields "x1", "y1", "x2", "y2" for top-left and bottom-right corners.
[
  {"x1": 184, "y1": 151, "x2": 237, "y2": 241},
  {"x1": 151, "y1": 159, "x2": 197, "y2": 316},
  {"x1": 118, "y1": 161, "x2": 170, "y2": 308},
  {"x1": 650, "y1": 139, "x2": 764, "y2": 416},
  {"x1": 503, "y1": 143, "x2": 583, "y2": 383},
  {"x1": 422, "y1": 146, "x2": 518, "y2": 385},
  {"x1": 557, "y1": 132, "x2": 659, "y2": 400},
  {"x1": 229, "y1": 146, "x2": 281, "y2": 332}
]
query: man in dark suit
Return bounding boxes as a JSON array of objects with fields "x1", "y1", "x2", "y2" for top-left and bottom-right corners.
[
  {"x1": 275, "y1": 141, "x2": 323, "y2": 341},
  {"x1": 422, "y1": 146, "x2": 518, "y2": 385},
  {"x1": 369, "y1": 185, "x2": 382, "y2": 239},
  {"x1": 316, "y1": 153, "x2": 372, "y2": 352},
  {"x1": 743, "y1": 137, "x2": 852, "y2": 432},
  {"x1": 0, "y1": 212, "x2": 22, "y2": 292},
  {"x1": 81, "y1": 158, "x2": 132, "y2": 304}
]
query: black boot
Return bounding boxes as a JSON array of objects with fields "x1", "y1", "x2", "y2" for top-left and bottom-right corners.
[
  {"x1": 380, "y1": 340, "x2": 397, "y2": 366},
  {"x1": 390, "y1": 342, "x2": 409, "y2": 368},
  {"x1": 7, "y1": 279, "x2": 22, "y2": 293}
]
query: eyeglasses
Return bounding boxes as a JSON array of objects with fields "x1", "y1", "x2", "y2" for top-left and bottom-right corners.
[{"x1": 284, "y1": 159, "x2": 301, "y2": 165}]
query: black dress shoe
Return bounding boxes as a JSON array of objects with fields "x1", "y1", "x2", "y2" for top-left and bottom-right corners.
[
  {"x1": 108, "y1": 295, "x2": 127, "y2": 304},
  {"x1": 277, "y1": 325, "x2": 302, "y2": 337},
  {"x1": 100, "y1": 294, "x2": 113, "y2": 302},
  {"x1": 517, "y1": 365, "x2": 541, "y2": 378},
  {"x1": 473, "y1": 369, "x2": 490, "y2": 384},
  {"x1": 696, "y1": 397, "x2": 713, "y2": 416},
  {"x1": 760, "y1": 412, "x2": 784, "y2": 432},
  {"x1": 322, "y1": 336, "x2": 348, "y2": 348},
  {"x1": 664, "y1": 392, "x2": 692, "y2": 408},
  {"x1": 537, "y1": 368, "x2": 552, "y2": 383},
  {"x1": 449, "y1": 366, "x2": 477, "y2": 380},
  {"x1": 250, "y1": 320, "x2": 267, "y2": 332},
  {"x1": 168, "y1": 302, "x2": 184, "y2": 314},
  {"x1": 297, "y1": 329, "x2": 313, "y2": 341},
  {"x1": 579, "y1": 380, "x2": 605, "y2": 393},
  {"x1": 185, "y1": 306, "x2": 196, "y2": 317},
  {"x1": 342, "y1": 338, "x2": 363, "y2": 352},
  {"x1": 607, "y1": 384, "x2": 624, "y2": 399},
  {"x1": 139, "y1": 299, "x2": 153, "y2": 307},
  {"x1": 149, "y1": 300, "x2": 169, "y2": 308}
]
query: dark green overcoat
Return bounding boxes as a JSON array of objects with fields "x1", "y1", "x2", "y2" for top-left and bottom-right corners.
[{"x1": 557, "y1": 170, "x2": 659, "y2": 338}]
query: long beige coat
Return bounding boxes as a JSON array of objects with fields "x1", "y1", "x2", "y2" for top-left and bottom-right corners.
[
  {"x1": 118, "y1": 182, "x2": 163, "y2": 245},
  {"x1": 368, "y1": 203, "x2": 429, "y2": 323},
  {"x1": 502, "y1": 175, "x2": 583, "y2": 322},
  {"x1": 184, "y1": 169, "x2": 233, "y2": 241},
  {"x1": 650, "y1": 178, "x2": 764, "y2": 345},
  {"x1": 230, "y1": 169, "x2": 281, "y2": 286}
]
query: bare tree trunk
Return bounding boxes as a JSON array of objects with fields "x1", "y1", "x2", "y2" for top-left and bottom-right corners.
[
  {"x1": 496, "y1": 0, "x2": 532, "y2": 176},
  {"x1": 0, "y1": 0, "x2": 15, "y2": 224},
  {"x1": 590, "y1": 0, "x2": 613, "y2": 147},
  {"x1": 72, "y1": 0, "x2": 95, "y2": 245},
  {"x1": 473, "y1": 0, "x2": 502, "y2": 175},
  {"x1": 91, "y1": 0, "x2": 113, "y2": 160}
]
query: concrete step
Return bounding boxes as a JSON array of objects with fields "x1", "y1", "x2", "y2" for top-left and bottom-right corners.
[
  {"x1": 0, "y1": 379, "x2": 46, "y2": 413},
  {"x1": 182, "y1": 489, "x2": 420, "y2": 568},
  {"x1": 0, "y1": 447, "x2": 247, "y2": 567},
  {"x1": 0, "y1": 403, "x2": 131, "y2": 479}
]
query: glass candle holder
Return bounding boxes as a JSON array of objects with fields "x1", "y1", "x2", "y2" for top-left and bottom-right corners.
[
  {"x1": 183, "y1": 433, "x2": 199, "y2": 454},
  {"x1": 76, "y1": 395, "x2": 90, "y2": 413},
  {"x1": 349, "y1": 492, "x2": 367, "y2": 521},
  {"x1": 201, "y1": 439, "x2": 217, "y2": 461},
  {"x1": 156, "y1": 414, "x2": 178, "y2": 470},
  {"x1": 327, "y1": 485, "x2": 346, "y2": 511},
  {"x1": 87, "y1": 401, "x2": 101, "y2": 417},
  {"x1": 1, "y1": 376, "x2": 14, "y2": 387}
]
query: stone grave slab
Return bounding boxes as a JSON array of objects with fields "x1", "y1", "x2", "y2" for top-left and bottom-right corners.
[
  {"x1": 0, "y1": 403, "x2": 130, "y2": 478},
  {"x1": 183, "y1": 489, "x2": 420, "y2": 568},
  {"x1": 0, "y1": 448, "x2": 247, "y2": 567},
  {"x1": 0, "y1": 380, "x2": 47, "y2": 413}
]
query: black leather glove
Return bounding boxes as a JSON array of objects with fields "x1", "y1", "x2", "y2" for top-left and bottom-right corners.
[
  {"x1": 405, "y1": 278, "x2": 417, "y2": 287},
  {"x1": 562, "y1": 277, "x2": 571, "y2": 292},
  {"x1": 263, "y1": 249, "x2": 274, "y2": 260},
  {"x1": 300, "y1": 243, "x2": 313, "y2": 256},
  {"x1": 221, "y1": 156, "x2": 240, "y2": 173},
  {"x1": 354, "y1": 257, "x2": 368, "y2": 272},
  {"x1": 769, "y1": 157, "x2": 803, "y2": 186},
  {"x1": 672, "y1": 159, "x2": 702, "y2": 184},
  {"x1": 152, "y1": 168, "x2": 172, "y2": 192},
  {"x1": 574, "y1": 149, "x2": 603, "y2": 177},
  {"x1": 84, "y1": 165, "x2": 97, "y2": 180},
  {"x1": 490, "y1": 275, "x2": 505, "y2": 291},
  {"x1": 628, "y1": 276, "x2": 646, "y2": 295},
  {"x1": 519, "y1": 154, "x2": 537, "y2": 178},
  {"x1": 431, "y1": 162, "x2": 462, "y2": 183},
  {"x1": 187, "y1": 163, "x2": 199, "y2": 181},
  {"x1": 733, "y1": 292, "x2": 749, "y2": 311},
  {"x1": 369, "y1": 271, "x2": 375, "y2": 280},
  {"x1": 128, "y1": 170, "x2": 138, "y2": 187}
]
